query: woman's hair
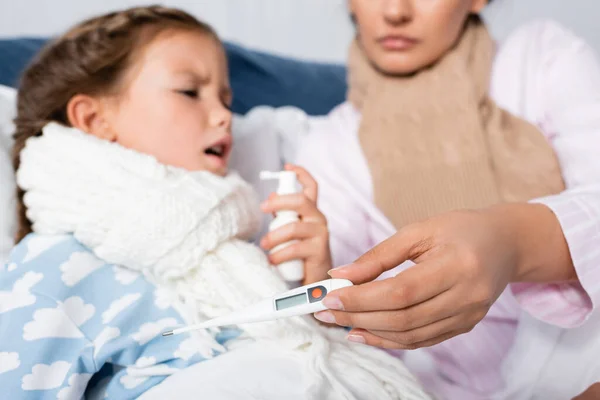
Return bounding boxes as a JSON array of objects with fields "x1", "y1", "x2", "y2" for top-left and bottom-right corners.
[{"x1": 12, "y1": 5, "x2": 219, "y2": 242}]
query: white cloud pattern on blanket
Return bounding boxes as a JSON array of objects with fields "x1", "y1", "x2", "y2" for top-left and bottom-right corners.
[
  {"x1": 23, "y1": 296, "x2": 95, "y2": 340},
  {"x1": 119, "y1": 357, "x2": 155, "y2": 389},
  {"x1": 112, "y1": 266, "x2": 140, "y2": 285},
  {"x1": 120, "y1": 359, "x2": 179, "y2": 390},
  {"x1": 93, "y1": 327, "x2": 121, "y2": 359},
  {"x1": 57, "y1": 373, "x2": 93, "y2": 400},
  {"x1": 153, "y1": 287, "x2": 174, "y2": 310},
  {"x1": 22, "y1": 235, "x2": 68, "y2": 263},
  {"x1": 0, "y1": 352, "x2": 20, "y2": 374},
  {"x1": 21, "y1": 361, "x2": 71, "y2": 390},
  {"x1": 120, "y1": 372, "x2": 149, "y2": 390},
  {"x1": 102, "y1": 293, "x2": 141, "y2": 324},
  {"x1": 0, "y1": 272, "x2": 43, "y2": 314},
  {"x1": 174, "y1": 336, "x2": 216, "y2": 360},
  {"x1": 135, "y1": 357, "x2": 157, "y2": 368},
  {"x1": 132, "y1": 318, "x2": 178, "y2": 346},
  {"x1": 60, "y1": 252, "x2": 105, "y2": 287},
  {"x1": 62, "y1": 296, "x2": 96, "y2": 326}
]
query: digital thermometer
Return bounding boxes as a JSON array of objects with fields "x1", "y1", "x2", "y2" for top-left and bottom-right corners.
[{"x1": 162, "y1": 278, "x2": 353, "y2": 337}]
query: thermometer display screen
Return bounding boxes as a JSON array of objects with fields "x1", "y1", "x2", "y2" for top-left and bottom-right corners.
[{"x1": 275, "y1": 292, "x2": 308, "y2": 310}]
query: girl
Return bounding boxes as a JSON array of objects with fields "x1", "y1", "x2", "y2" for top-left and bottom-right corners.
[
  {"x1": 269, "y1": 0, "x2": 600, "y2": 398},
  {"x1": 0, "y1": 6, "x2": 429, "y2": 400}
]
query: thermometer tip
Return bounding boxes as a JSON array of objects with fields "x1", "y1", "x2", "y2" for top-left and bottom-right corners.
[{"x1": 162, "y1": 331, "x2": 174, "y2": 337}]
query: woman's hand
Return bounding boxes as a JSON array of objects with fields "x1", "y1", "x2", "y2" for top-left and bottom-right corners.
[
  {"x1": 260, "y1": 164, "x2": 332, "y2": 285},
  {"x1": 316, "y1": 203, "x2": 575, "y2": 349}
]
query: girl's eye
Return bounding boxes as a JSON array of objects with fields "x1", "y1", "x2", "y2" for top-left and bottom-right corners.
[
  {"x1": 179, "y1": 89, "x2": 198, "y2": 99},
  {"x1": 222, "y1": 100, "x2": 232, "y2": 111}
]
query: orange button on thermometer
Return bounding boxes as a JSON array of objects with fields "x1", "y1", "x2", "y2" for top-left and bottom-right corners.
[{"x1": 308, "y1": 286, "x2": 327, "y2": 303}]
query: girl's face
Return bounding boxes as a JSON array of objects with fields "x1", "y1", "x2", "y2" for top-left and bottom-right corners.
[
  {"x1": 350, "y1": 0, "x2": 488, "y2": 75},
  {"x1": 78, "y1": 29, "x2": 233, "y2": 176}
]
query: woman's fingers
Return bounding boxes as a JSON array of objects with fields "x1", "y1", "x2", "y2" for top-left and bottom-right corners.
[
  {"x1": 315, "y1": 284, "x2": 458, "y2": 332},
  {"x1": 328, "y1": 223, "x2": 430, "y2": 284},
  {"x1": 285, "y1": 164, "x2": 318, "y2": 202},
  {"x1": 323, "y1": 258, "x2": 453, "y2": 313},
  {"x1": 347, "y1": 327, "x2": 464, "y2": 350},
  {"x1": 361, "y1": 314, "x2": 468, "y2": 348}
]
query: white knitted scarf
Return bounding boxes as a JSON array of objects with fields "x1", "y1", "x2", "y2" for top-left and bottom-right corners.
[{"x1": 16, "y1": 122, "x2": 430, "y2": 400}]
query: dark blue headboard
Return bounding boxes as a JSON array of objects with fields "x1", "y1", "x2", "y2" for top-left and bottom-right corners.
[{"x1": 0, "y1": 38, "x2": 347, "y2": 116}]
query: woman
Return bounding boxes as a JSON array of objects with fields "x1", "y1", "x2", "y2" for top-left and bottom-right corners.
[{"x1": 262, "y1": 0, "x2": 600, "y2": 398}]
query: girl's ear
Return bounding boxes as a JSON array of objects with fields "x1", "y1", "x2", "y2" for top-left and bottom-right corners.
[
  {"x1": 470, "y1": 0, "x2": 489, "y2": 14},
  {"x1": 348, "y1": 0, "x2": 357, "y2": 26},
  {"x1": 66, "y1": 94, "x2": 117, "y2": 141}
]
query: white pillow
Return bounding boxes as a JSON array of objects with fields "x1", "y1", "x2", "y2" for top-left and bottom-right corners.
[{"x1": 0, "y1": 85, "x2": 17, "y2": 264}]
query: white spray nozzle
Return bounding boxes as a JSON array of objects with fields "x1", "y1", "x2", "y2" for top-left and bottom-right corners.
[
  {"x1": 260, "y1": 170, "x2": 298, "y2": 195},
  {"x1": 259, "y1": 171, "x2": 282, "y2": 180}
]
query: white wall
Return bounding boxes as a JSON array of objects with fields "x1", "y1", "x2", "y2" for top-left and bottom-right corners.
[
  {"x1": 0, "y1": 0, "x2": 598, "y2": 63},
  {"x1": 483, "y1": 0, "x2": 600, "y2": 56},
  {"x1": 0, "y1": 0, "x2": 354, "y2": 63}
]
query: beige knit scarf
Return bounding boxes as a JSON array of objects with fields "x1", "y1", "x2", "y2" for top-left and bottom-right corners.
[{"x1": 349, "y1": 17, "x2": 565, "y2": 229}]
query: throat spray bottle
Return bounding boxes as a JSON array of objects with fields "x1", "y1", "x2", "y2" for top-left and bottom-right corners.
[{"x1": 260, "y1": 170, "x2": 304, "y2": 283}]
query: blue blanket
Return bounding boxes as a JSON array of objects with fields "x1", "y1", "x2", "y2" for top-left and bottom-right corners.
[{"x1": 0, "y1": 234, "x2": 239, "y2": 399}]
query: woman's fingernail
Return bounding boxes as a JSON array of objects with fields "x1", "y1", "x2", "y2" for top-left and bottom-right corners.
[
  {"x1": 322, "y1": 296, "x2": 344, "y2": 311},
  {"x1": 314, "y1": 311, "x2": 336, "y2": 324},
  {"x1": 329, "y1": 264, "x2": 355, "y2": 276},
  {"x1": 347, "y1": 334, "x2": 366, "y2": 344}
]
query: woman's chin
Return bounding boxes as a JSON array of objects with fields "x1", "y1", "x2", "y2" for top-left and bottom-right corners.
[{"x1": 371, "y1": 51, "x2": 438, "y2": 76}]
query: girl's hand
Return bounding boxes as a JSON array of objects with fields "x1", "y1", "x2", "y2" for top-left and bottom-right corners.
[{"x1": 260, "y1": 164, "x2": 332, "y2": 285}]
